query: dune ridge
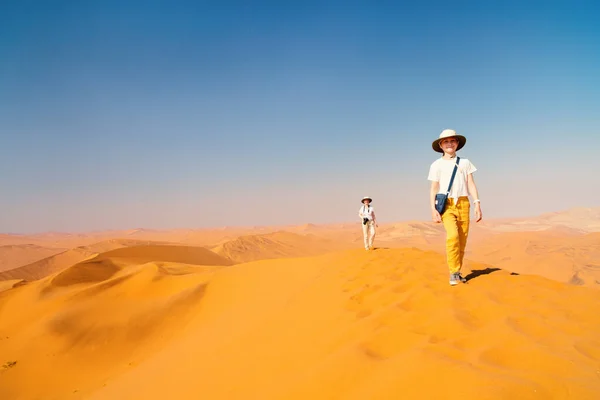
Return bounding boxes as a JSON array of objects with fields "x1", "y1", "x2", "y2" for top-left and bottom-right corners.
[
  {"x1": 1, "y1": 248, "x2": 599, "y2": 399},
  {"x1": 0, "y1": 247, "x2": 97, "y2": 282},
  {"x1": 0, "y1": 240, "x2": 230, "y2": 283},
  {"x1": 0, "y1": 244, "x2": 66, "y2": 273},
  {"x1": 211, "y1": 231, "x2": 352, "y2": 263}
]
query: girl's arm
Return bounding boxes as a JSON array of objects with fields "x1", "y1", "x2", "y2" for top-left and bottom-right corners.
[
  {"x1": 467, "y1": 173, "x2": 482, "y2": 222},
  {"x1": 430, "y1": 181, "x2": 442, "y2": 223}
]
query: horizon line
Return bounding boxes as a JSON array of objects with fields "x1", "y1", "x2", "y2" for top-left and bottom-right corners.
[{"x1": 1, "y1": 205, "x2": 595, "y2": 236}]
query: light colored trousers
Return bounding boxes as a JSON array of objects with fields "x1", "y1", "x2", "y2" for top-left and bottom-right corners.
[
  {"x1": 441, "y1": 196, "x2": 471, "y2": 274},
  {"x1": 362, "y1": 221, "x2": 376, "y2": 249}
]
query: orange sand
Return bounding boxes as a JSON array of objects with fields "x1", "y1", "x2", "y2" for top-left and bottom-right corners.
[
  {"x1": 468, "y1": 231, "x2": 600, "y2": 287},
  {"x1": 0, "y1": 244, "x2": 66, "y2": 273},
  {"x1": 1, "y1": 245, "x2": 600, "y2": 399},
  {"x1": 0, "y1": 247, "x2": 97, "y2": 282},
  {"x1": 211, "y1": 231, "x2": 353, "y2": 263},
  {"x1": 0, "y1": 240, "x2": 218, "y2": 282},
  {"x1": 1, "y1": 208, "x2": 599, "y2": 399}
]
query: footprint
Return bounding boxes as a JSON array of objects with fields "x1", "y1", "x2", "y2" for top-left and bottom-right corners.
[
  {"x1": 360, "y1": 330, "x2": 422, "y2": 360},
  {"x1": 2, "y1": 360, "x2": 17, "y2": 370},
  {"x1": 392, "y1": 282, "x2": 410, "y2": 293},
  {"x1": 573, "y1": 340, "x2": 600, "y2": 361}
]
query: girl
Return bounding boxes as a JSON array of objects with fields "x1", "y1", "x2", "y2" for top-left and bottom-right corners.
[{"x1": 428, "y1": 129, "x2": 482, "y2": 285}]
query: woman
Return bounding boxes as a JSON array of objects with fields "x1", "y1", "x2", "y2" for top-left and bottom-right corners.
[
  {"x1": 427, "y1": 129, "x2": 482, "y2": 286},
  {"x1": 358, "y1": 196, "x2": 378, "y2": 250}
]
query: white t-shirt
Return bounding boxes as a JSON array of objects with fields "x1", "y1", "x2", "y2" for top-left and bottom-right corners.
[
  {"x1": 359, "y1": 205, "x2": 375, "y2": 221},
  {"x1": 427, "y1": 157, "x2": 477, "y2": 201}
]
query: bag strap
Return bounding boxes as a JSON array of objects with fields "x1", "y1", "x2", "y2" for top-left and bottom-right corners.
[{"x1": 445, "y1": 157, "x2": 460, "y2": 195}]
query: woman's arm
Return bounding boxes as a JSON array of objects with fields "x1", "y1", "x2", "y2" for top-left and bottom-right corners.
[{"x1": 467, "y1": 173, "x2": 482, "y2": 222}]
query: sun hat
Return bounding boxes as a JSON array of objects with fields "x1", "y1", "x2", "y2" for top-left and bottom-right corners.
[
  {"x1": 432, "y1": 129, "x2": 467, "y2": 153},
  {"x1": 361, "y1": 196, "x2": 372, "y2": 203}
]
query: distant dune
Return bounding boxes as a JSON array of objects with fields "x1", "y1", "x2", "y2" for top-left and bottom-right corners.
[
  {"x1": 42, "y1": 244, "x2": 231, "y2": 288},
  {"x1": 0, "y1": 247, "x2": 96, "y2": 282},
  {"x1": 44, "y1": 245, "x2": 231, "y2": 292},
  {"x1": 0, "y1": 244, "x2": 66, "y2": 273},
  {"x1": 468, "y1": 231, "x2": 600, "y2": 287},
  {"x1": 78, "y1": 238, "x2": 177, "y2": 253},
  {"x1": 0, "y1": 240, "x2": 229, "y2": 282},
  {"x1": 373, "y1": 221, "x2": 447, "y2": 248},
  {"x1": 1, "y1": 248, "x2": 598, "y2": 399},
  {"x1": 211, "y1": 231, "x2": 352, "y2": 263},
  {"x1": 0, "y1": 279, "x2": 26, "y2": 293},
  {"x1": 535, "y1": 207, "x2": 600, "y2": 231},
  {"x1": 478, "y1": 207, "x2": 600, "y2": 233},
  {"x1": 0, "y1": 239, "x2": 177, "y2": 275},
  {"x1": 1, "y1": 206, "x2": 598, "y2": 286},
  {"x1": 88, "y1": 244, "x2": 233, "y2": 267}
]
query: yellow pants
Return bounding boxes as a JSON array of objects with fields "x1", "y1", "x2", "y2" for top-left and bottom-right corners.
[{"x1": 441, "y1": 196, "x2": 470, "y2": 274}]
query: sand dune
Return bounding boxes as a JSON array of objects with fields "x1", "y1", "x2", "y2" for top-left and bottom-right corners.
[
  {"x1": 38, "y1": 244, "x2": 231, "y2": 289},
  {"x1": 77, "y1": 238, "x2": 176, "y2": 253},
  {"x1": 0, "y1": 244, "x2": 66, "y2": 273},
  {"x1": 478, "y1": 206, "x2": 600, "y2": 233},
  {"x1": 0, "y1": 247, "x2": 97, "y2": 282},
  {"x1": 535, "y1": 207, "x2": 600, "y2": 231},
  {"x1": 0, "y1": 257, "x2": 223, "y2": 399},
  {"x1": 0, "y1": 229, "x2": 253, "y2": 251},
  {"x1": 0, "y1": 240, "x2": 172, "y2": 275},
  {"x1": 1, "y1": 205, "x2": 596, "y2": 258},
  {"x1": 0, "y1": 279, "x2": 26, "y2": 293},
  {"x1": 211, "y1": 231, "x2": 352, "y2": 263},
  {"x1": 87, "y1": 244, "x2": 233, "y2": 266},
  {"x1": 0, "y1": 240, "x2": 224, "y2": 282},
  {"x1": 0, "y1": 232, "x2": 111, "y2": 249},
  {"x1": 468, "y1": 231, "x2": 600, "y2": 287},
  {"x1": 1, "y1": 248, "x2": 599, "y2": 399},
  {"x1": 2, "y1": 205, "x2": 600, "y2": 288}
]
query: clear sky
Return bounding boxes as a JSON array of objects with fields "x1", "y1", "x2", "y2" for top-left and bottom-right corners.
[{"x1": 1, "y1": 0, "x2": 599, "y2": 233}]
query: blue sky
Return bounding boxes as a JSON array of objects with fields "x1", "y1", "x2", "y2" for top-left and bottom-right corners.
[{"x1": 1, "y1": 0, "x2": 599, "y2": 233}]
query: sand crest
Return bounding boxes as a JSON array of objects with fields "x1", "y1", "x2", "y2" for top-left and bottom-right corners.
[{"x1": 1, "y1": 247, "x2": 599, "y2": 399}]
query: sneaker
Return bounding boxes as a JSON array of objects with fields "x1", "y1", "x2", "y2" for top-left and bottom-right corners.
[
  {"x1": 457, "y1": 273, "x2": 467, "y2": 283},
  {"x1": 449, "y1": 273, "x2": 458, "y2": 286}
]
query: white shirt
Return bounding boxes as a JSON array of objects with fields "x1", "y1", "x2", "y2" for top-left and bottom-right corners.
[
  {"x1": 427, "y1": 156, "x2": 477, "y2": 201},
  {"x1": 359, "y1": 204, "x2": 375, "y2": 221}
]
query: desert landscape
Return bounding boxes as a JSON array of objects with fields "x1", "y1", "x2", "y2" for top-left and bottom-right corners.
[
  {"x1": 1, "y1": 207, "x2": 599, "y2": 399},
  {"x1": 4, "y1": 0, "x2": 599, "y2": 397}
]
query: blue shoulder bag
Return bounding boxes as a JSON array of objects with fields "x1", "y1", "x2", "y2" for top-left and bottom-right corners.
[{"x1": 434, "y1": 157, "x2": 460, "y2": 215}]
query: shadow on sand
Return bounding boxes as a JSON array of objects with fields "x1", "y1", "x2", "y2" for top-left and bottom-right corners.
[{"x1": 464, "y1": 268, "x2": 501, "y2": 282}]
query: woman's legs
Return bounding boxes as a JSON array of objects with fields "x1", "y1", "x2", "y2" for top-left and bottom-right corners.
[
  {"x1": 362, "y1": 223, "x2": 369, "y2": 250},
  {"x1": 368, "y1": 222, "x2": 376, "y2": 249},
  {"x1": 361, "y1": 222, "x2": 376, "y2": 250}
]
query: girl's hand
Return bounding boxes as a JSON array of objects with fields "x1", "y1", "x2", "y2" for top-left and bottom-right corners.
[
  {"x1": 431, "y1": 209, "x2": 442, "y2": 223},
  {"x1": 475, "y1": 205, "x2": 482, "y2": 222}
]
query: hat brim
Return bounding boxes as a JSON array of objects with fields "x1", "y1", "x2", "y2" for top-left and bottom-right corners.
[
  {"x1": 361, "y1": 198, "x2": 372, "y2": 203},
  {"x1": 432, "y1": 135, "x2": 467, "y2": 153}
]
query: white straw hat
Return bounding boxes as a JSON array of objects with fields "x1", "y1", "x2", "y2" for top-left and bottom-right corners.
[
  {"x1": 432, "y1": 129, "x2": 467, "y2": 153},
  {"x1": 361, "y1": 196, "x2": 372, "y2": 203}
]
